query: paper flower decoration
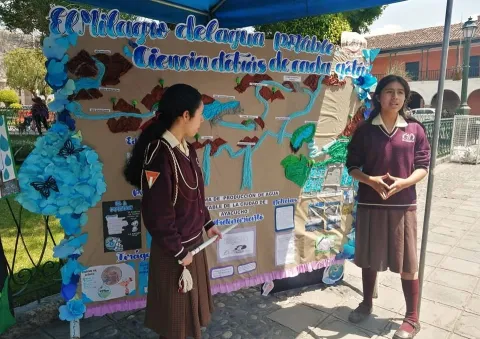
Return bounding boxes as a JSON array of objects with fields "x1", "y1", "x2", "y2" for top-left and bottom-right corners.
[
  {"x1": 42, "y1": 33, "x2": 78, "y2": 60},
  {"x1": 60, "y1": 258, "x2": 87, "y2": 284},
  {"x1": 59, "y1": 299, "x2": 86, "y2": 321},
  {"x1": 53, "y1": 234, "x2": 88, "y2": 259},
  {"x1": 46, "y1": 55, "x2": 70, "y2": 90}
]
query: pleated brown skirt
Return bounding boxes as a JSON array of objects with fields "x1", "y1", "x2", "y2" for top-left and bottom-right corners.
[
  {"x1": 144, "y1": 235, "x2": 214, "y2": 339},
  {"x1": 354, "y1": 207, "x2": 418, "y2": 274}
]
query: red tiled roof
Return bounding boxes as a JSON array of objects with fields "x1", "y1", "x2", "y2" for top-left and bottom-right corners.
[{"x1": 366, "y1": 18, "x2": 480, "y2": 51}]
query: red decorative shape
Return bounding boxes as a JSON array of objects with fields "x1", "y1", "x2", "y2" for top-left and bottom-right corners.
[
  {"x1": 254, "y1": 117, "x2": 265, "y2": 129},
  {"x1": 141, "y1": 85, "x2": 167, "y2": 111},
  {"x1": 113, "y1": 98, "x2": 141, "y2": 114},
  {"x1": 340, "y1": 106, "x2": 365, "y2": 137},
  {"x1": 282, "y1": 81, "x2": 297, "y2": 92},
  {"x1": 237, "y1": 136, "x2": 259, "y2": 148},
  {"x1": 94, "y1": 52, "x2": 133, "y2": 86},
  {"x1": 322, "y1": 74, "x2": 347, "y2": 87},
  {"x1": 259, "y1": 86, "x2": 273, "y2": 101},
  {"x1": 201, "y1": 94, "x2": 215, "y2": 105},
  {"x1": 234, "y1": 74, "x2": 254, "y2": 93},
  {"x1": 271, "y1": 90, "x2": 285, "y2": 102},
  {"x1": 210, "y1": 138, "x2": 227, "y2": 155},
  {"x1": 303, "y1": 74, "x2": 321, "y2": 91},
  {"x1": 107, "y1": 117, "x2": 142, "y2": 133}
]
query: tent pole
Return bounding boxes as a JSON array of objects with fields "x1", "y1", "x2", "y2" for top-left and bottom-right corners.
[
  {"x1": 150, "y1": 0, "x2": 209, "y2": 16},
  {"x1": 417, "y1": 0, "x2": 454, "y2": 316},
  {"x1": 210, "y1": 0, "x2": 228, "y2": 14}
]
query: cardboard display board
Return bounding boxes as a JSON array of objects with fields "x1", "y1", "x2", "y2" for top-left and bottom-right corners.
[{"x1": 15, "y1": 6, "x2": 380, "y2": 321}]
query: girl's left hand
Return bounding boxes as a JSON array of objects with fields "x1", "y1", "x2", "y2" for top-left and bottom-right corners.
[
  {"x1": 207, "y1": 226, "x2": 223, "y2": 242},
  {"x1": 385, "y1": 173, "x2": 409, "y2": 198}
]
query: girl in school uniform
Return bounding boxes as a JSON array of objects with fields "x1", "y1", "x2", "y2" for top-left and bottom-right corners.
[
  {"x1": 346, "y1": 75, "x2": 431, "y2": 339},
  {"x1": 124, "y1": 84, "x2": 222, "y2": 339}
]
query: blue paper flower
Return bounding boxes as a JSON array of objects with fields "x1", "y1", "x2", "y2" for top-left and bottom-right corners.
[
  {"x1": 61, "y1": 282, "x2": 78, "y2": 301},
  {"x1": 42, "y1": 34, "x2": 78, "y2": 60},
  {"x1": 53, "y1": 234, "x2": 88, "y2": 259},
  {"x1": 46, "y1": 57, "x2": 69, "y2": 90},
  {"x1": 60, "y1": 258, "x2": 87, "y2": 284},
  {"x1": 59, "y1": 299, "x2": 86, "y2": 321},
  {"x1": 16, "y1": 122, "x2": 106, "y2": 237}
]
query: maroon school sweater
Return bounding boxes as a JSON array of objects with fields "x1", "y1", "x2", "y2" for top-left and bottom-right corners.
[
  {"x1": 346, "y1": 120, "x2": 431, "y2": 210},
  {"x1": 141, "y1": 139, "x2": 214, "y2": 260}
]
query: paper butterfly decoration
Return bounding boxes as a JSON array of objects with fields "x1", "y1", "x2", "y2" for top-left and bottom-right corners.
[
  {"x1": 58, "y1": 139, "x2": 84, "y2": 158},
  {"x1": 30, "y1": 175, "x2": 59, "y2": 199}
]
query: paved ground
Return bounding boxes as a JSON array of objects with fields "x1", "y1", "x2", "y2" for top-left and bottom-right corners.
[{"x1": 4, "y1": 162, "x2": 480, "y2": 339}]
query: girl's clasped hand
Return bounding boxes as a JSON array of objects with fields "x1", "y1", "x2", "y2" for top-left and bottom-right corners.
[{"x1": 367, "y1": 173, "x2": 408, "y2": 200}]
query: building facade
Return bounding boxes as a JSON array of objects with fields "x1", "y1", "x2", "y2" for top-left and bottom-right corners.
[{"x1": 366, "y1": 16, "x2": 480, "y2": 115}]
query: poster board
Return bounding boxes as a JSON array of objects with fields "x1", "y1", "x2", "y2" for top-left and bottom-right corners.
[
  {"x1": 0, "y1": 114, "x2": 20, "y2": 198},
  {"x1": 15, "y1": 6, "x2": 379, "y2": 321}
]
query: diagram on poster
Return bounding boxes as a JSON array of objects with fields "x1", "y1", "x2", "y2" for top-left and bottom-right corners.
[
  {"x1": 217, "y1": 228, "x2": 256, "y2": 262},
  {"x1": 103, "y1": 200, "x2": 142, "y2": 252},
  {"x1": 81, "y1": 263, "x2": 136, "y2": 302}
]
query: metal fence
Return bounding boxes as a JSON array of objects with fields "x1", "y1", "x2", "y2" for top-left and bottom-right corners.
[
  {"x1": 423, "y1": 118, "x2": 454, "y2": 158},
  {"x1": 1, "y1": 198, "x2": 63, "y2": 308},
  {"x1": 450, "y1": 115, "x2": 480, "y2": 164},
  {"x1": 0, "y1": 108, "x2": 56, "y2": 136}
]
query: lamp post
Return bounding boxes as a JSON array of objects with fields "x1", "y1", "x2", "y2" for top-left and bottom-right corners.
[{"x1": 456, "y1": 17, "x2": 478, "y2": 115}]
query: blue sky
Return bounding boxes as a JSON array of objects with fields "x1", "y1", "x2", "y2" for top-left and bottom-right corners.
[{"x1": 367, "y1": 0, "x2": 480, "y2": 36}]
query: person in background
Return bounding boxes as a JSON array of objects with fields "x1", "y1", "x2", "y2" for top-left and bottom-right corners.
[
  {"x1": 346, "y1": 75, "x2": 431, "y2": 339},
  {"x1": 123, "y1": 83, "x2": 222, "y2": 339},
  {"x1": 31, "y1": 97, "x2": 49, "y2": 135}
]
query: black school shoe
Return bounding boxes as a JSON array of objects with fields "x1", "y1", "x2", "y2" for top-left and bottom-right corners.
[
  {"x1": 393, "y1": 319, "x2": 421, "y2": 339},
  {"x1": 348, "y1": 302, "x2": 372, "y2": 323}
]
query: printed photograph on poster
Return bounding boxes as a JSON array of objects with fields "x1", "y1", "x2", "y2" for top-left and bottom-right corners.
[
  {"x1": 81, "y1": 263, "x2": 136, "y2": 303},
  {"x1": 306, "y1": 202, "x2": 341, "y2": 231},
  {"x1": 275, "y1": 204, "x2": 295, "y2": 232},
  {"x1": 103, "y1": 200, "x2": 142, "y2": 252},
  {"x1": 275, "y1": 232, "x2": 297, "y2": 266},
  {"x1": 217, "y1": 227, "x2": 256, "y2": 263},
  {"x1": 211, "y1": 266, "x2": 234, "y2": 280},
  {"x1": 323, "y1": 163, "x2": 343, "y2": 187},
  {"x1": 138, "y1": 261, "x2": 149, "y2": 295},
  {"x1": 343, "y1": 190, "x2": 354, "y2": 205},
  {"x1": 325, "y1": 202, "x2": 341, "y2": 230},
  {"x1": 315, "y1": 235, "x2": 337, "y2": 255}
]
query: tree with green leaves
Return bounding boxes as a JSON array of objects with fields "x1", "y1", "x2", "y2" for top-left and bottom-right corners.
[
  {"x1": 254, "y1": 7, "x2": 385, "y2": 44},
  {"x1": 0, "y1": 89, "x2": 19, "y2": 106},
  {"x1": 3, "y1": 48, "x2": 51, "y2": 97},
  {"x1": 0, "y1": 0, "x2": 137, "y2": 38}
]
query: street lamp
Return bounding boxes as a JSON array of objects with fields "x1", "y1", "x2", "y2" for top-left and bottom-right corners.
[{"x1": 457, "y1": 17, "x2": 478, "y2": 115}]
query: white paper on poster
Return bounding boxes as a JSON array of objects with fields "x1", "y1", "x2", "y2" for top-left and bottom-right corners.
[
  {"x1": 238, "y1": 262, "x2": 257, "y2": 274},
  {"x1": 275, "y1": 233, "x2": 297, "y2": 266},
  {"x1": 211, "y1": 266, "x2": 234, "y2": 279},
  {"x1": 218, "y1": 229, "x2": 255, "y2": 262},
  {"x1": 275, "y1": 205, "x2": 295, "y2": 231},
  {"x1": 81, "y1": 263, "x2": 136, "y2": 302}
]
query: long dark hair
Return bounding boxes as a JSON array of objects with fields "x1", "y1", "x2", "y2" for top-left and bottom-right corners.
[
  {"x1": 367, "y1": 74, "x2": 424, "y2": 128},
  {"x1": 123, "y1": 83, "x2": 202, "y2": 188}
]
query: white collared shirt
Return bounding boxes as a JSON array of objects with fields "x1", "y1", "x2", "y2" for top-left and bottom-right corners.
[
  {"x1": 371, "y1": 114, "x2": 408, "y2": 134},
  {"x1": 162, "y1": 130, "x2": 189, "y2": 156}
]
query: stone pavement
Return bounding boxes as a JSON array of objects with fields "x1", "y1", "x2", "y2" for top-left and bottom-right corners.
[{"x1": 5, "y1": 162, "x2": 480, "y2": 339}]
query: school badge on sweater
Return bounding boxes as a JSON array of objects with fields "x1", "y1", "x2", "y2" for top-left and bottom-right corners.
[{"x1": 145, "y1": 170, "x2": 160, "y2": 188}]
